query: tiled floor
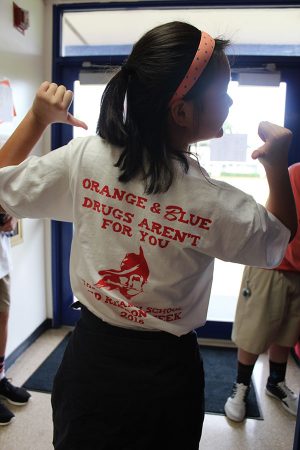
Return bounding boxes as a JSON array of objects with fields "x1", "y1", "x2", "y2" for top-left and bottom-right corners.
[{"x1": 0, "y1": 328, "x2": 299, "y2": 450}]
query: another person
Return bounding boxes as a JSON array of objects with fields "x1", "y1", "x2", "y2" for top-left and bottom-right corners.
[
  {"x1": 0, "y1": 214, "x2": 31, "y2": 426},
  {"x1": 0, "y1": 22, "x2": 297, "y2": 449},
  {"x1": 293, "y1": 338, "x2": 300, "y2": 365},
  {"x1": 225, "y1": 162, "x2": 300, "y2": 422}
]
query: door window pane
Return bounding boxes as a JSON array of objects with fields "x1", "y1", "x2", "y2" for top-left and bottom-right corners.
[
  {"x1": 190, "y1": 81, "x2": 286, "y2": 321},
  {"x1": 73, "y1": 81, "x2": 106, "y2": 138}
]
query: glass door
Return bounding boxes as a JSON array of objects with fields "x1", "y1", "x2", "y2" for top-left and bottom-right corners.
[
  {"x1": 52, "y1": 68, "x2": 118, "y2": 326},
  {"x1": 73, "y1": 69, "x2": 118, "y2": 138},
  {"x1": 190, "y1": 77, "x2": 287, "y2": 325}
]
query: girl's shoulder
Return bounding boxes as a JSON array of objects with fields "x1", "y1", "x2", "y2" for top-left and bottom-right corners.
[
  {"x1": 67, "y1": 135, "x2": 121, "y2": 162},
  {"x1": 69, "y1": 135, "x2": 110, "y2": 151}
]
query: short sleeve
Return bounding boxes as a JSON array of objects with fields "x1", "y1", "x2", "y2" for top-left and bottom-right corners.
[
  {"x1": 201, "y1": 183, "x2": 291, "y2": 269},
  {"x1": 0, "y1": 142, "x2": 73, "y2": 222},
  {"x1": 236, "y1": 202, "x2": 291, "y2": 268}
]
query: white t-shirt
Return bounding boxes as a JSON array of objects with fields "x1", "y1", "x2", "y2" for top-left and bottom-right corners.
[
  {"x1": 0, "y1": 233, "x2": 11, "y2": 279},
  {"x1": 0, "y1": 136, "x2": 290, "y2": 336}
]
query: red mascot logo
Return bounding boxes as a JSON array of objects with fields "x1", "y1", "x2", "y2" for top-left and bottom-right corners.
[{"x1": 95, "y1": 247, "x2": 149, "y2": 299}]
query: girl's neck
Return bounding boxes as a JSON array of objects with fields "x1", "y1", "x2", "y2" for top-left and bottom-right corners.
[{"x1": 166, "y1": 122, "x2": 190, "y2": 153}]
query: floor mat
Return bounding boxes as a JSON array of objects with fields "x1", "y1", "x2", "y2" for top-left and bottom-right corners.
[{"x1": 23, "y1": 336, "x2": 263, "y2": 419}]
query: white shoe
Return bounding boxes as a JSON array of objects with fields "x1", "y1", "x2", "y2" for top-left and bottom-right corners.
[
  {"x1": 265, "y1": 380, "x2": 299, "y2": 416},
  {"x1": 224, "y1": 382, "x2": 250, "y2": 422}
]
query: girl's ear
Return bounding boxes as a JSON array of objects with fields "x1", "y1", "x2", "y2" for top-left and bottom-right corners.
[{"x1": 169, "y1": 100, "x2": 193, "y2": 128}]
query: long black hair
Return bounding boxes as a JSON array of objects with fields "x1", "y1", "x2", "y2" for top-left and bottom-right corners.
[{"x1": 97, "y1": 21, "x2": 230, "y2": 194}]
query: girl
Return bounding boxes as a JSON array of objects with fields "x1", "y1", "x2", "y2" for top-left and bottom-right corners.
[{"x1": 0, "y1": 21, "x2": 296, "y2": 450}]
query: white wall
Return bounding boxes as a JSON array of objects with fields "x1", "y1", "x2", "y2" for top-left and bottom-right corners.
[{"x1": 0, "y1": 0, "x2": 51, "y2": 356}]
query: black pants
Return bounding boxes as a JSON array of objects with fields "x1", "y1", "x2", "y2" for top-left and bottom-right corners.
[{"x1": 52, "y1": 306, "x2": 205, "y2": 450}]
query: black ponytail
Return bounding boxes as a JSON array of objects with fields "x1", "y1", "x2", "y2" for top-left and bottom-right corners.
[
  {"x1": 98, "y1": 69, "x2": 128, "y2": 147},
  {"x1": 97, "y1": 21, "x2": 230, "y2": 194}
]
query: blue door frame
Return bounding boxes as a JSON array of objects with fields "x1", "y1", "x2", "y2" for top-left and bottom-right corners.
[{"x1": 51, "y1": 1, "x2": 300, "y2": 333}]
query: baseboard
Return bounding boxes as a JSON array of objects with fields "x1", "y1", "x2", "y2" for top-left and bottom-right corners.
[
  {"x1": 196, "y1": 320, "x2": 233, "y2": 340},
  {"x1": 198, "y1": 338, "x2": 236, "y2": 348},
  {"x1": 5, "y1": 319, "x2": 52, "y2": 370}
]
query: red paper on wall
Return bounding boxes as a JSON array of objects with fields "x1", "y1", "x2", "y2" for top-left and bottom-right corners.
[{"x1": 0, "y1": 79, "x2": 16, "y2": 123}]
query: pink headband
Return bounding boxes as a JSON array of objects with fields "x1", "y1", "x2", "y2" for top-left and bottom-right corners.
[{"x1": 169, "y1": 31, "x2": 215, "y2": 106}]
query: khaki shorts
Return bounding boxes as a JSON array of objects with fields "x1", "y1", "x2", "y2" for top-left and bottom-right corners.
[
  {"x1": 232, "y1": 266, "x2": 300, "y2": 355},
  {"x1": 0, "y1": 274, "x2": 10, "y2": 313}
]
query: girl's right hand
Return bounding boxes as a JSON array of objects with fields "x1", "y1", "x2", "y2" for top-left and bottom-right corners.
[
  {"x1": 251, "y1": 121, "x2": 292, "y2": 168},
  {"x1": 31, "y1": 81, "x2": 88, "y2": 130}
]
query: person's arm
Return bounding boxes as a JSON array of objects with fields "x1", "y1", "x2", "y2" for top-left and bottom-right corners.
[
  {"x1": 0, "y1": 81, "x2": 87, "y2": 213},
  {"x1": 252, "y1": 121, "x2": 297, "y2": 241},
  {"x1": 0, "y1": 81, "x2": 87, "y2": 169}
]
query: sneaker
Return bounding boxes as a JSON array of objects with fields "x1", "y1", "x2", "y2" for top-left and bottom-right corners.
[
  {"x1": 0, "y1": 377, "x2": 31, "y2": 406},
  {"x1": 0, "y1": 401, "x2": 14, "y2": 426},
  {"x1": 224, "y1": 382, "x2": 250, "y2": 422},
  {"x1": 265, "y1": 380, "x2": 298, "y2": 416}
]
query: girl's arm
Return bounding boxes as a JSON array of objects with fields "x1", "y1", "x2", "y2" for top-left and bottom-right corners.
[
  {"x1": 0, "y1": 81, "x2": 87, "y2": 169},
  {"x1": 252, "y1": 121, "x2": 297, "y2": 241}
]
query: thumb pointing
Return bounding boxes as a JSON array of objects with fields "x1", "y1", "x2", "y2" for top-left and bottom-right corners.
[
  {"x1": 251, "y1": 143, "x2": 269, "y2": 160},
  {"x1": 67, "y1": 113, "x2": 88, "y2": 130}
]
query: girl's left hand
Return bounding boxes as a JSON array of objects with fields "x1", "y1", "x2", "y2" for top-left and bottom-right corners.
[{"x1": 31, "y1": 81, "x2": 88, "y2": 130}]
